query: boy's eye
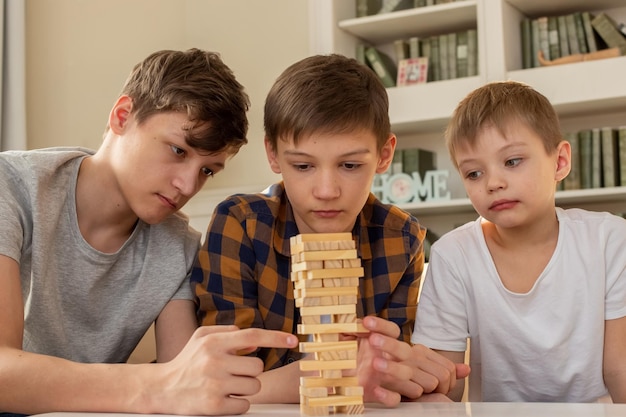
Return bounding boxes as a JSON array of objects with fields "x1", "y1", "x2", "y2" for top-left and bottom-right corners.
[
  {"x1": 171, "y1": 145, "x2": 185, "y2": 156},
  {"x1": 294, "y1": 164, "x2": 311, "y2": 171},
  {"x1": 466, "y1": 171, "x2": 482, "y2": 180},
  {"x1": 201, "y1": 167, "x2": 214, "y2": 178},
  {"x1": 343, "y1": 163, "x2": 361, "y2": 170},
  {"x1": 505, "y1": 158, "x2": 522, "y2": 167}
]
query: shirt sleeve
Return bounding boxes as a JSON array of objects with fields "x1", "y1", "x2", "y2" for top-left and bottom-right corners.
[{"x1": 191, "y1": 199, "x2": 262, "y2": 330}]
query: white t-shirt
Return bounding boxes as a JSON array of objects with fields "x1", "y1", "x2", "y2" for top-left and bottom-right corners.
[
  {"x1": 0, "y1": 148, "x2": 200, "y2": 363},
  {"x1": 412, "y1": 208, "x2": 626, "y2": 402}
]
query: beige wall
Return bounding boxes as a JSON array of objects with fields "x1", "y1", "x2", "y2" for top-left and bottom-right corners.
[{"x1": 25, "y1": 0, "x2": 310, "y2": 191}]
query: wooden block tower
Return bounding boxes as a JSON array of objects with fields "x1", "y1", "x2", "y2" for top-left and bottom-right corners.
[{"x1": 290, "y1": 232, "x2": 366, "y2": 415}]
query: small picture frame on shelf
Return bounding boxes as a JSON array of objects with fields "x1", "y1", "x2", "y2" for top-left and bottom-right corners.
[{"x1": 397, "y1": 57, "x2": 429, "y2": 86}]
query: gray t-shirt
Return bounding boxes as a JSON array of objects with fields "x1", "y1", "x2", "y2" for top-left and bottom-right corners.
[{"x1": 0, "y1": 147, "x2": 200, "y2": 363}]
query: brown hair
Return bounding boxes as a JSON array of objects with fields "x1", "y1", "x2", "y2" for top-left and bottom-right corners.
[
  {"x1": 445, "y1": 81, "x2": 562, "y2": 168},
  {"x1": 116, "y1": 48, "x2": 249, "y2": 154},
  {"x1": 264, "y1": 54, "x2": 390, "y2": 152}
]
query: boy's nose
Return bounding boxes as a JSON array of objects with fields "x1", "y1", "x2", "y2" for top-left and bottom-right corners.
[
  {"x1": 486, "y1": 173, "x2": 506, "y2": 192},
  {"x1": 173, "y1": 168, "x2": 200, "y2": 197},
  {"x1": 312, "y1": 172, "x2": 340, "y2": 199}
]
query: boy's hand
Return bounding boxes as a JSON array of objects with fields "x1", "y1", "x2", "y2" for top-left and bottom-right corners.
[
  {"x1": 356, "y1": 316, "x2": 470, "y2": 405},
  {"x1": 155, "y1": 326, "x2": 298, "y2": 416}
]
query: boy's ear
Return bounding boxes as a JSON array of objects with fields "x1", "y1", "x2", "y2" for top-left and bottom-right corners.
[
  {"x1": 554, "y1": 140, "x2": 571, "y2": 182},
  {"x1": 108, "y1": 95, "x2": 133, "y2": 134},
  {"x1": 264, "y1": 137, "x2": 282, "y2": 174},
  {"x1": 376, "y1": 134, "x2": 397, "y2": 174}
]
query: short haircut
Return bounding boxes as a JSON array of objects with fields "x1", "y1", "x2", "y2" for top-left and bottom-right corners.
[
  {"x1": 264, "y1": 54, "x2": 390, "y2": 152},
  {"x1": 445, "y1": 81, "x2": 562, "y2": 168},
  {"x1": 118, "y1": 48, "x2": 249, "y2": 155}
]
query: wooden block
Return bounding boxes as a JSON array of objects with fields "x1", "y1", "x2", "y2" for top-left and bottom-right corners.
[
  {"x1": 301, "y1": 315, "x2": 322, "y2": 325},
  {"x1": 300, "y1": 403, "x2": 329, "y2": 416},
  {"x1": 342, "y1": 258, "x2": 362, "y2": 268},
  {"x1": 294, "y1": 278, "x2": 324, "y2": 289},
  {"x1": 299, "y1": 359, "x2": 356, "y2": 371},
  {"x1": 291, "y1": 239, "x2": 355, "y2": 253},
  {"x1": 301, "y1": 376, "x2": 359, "y2": 387},
  {"x1": 296, "y1": 296, "x2": 337, "y2": 307},
  {"x1": 338, "y1": 386, "x2": 364, "y2": 396},
  {"x1": 340, "y1": 403, "x2": 364, "y2": 415},
  {"x1": 314, "y1": 333, "x2": 339, "y2": 343},
  {"x1": 323, "y1": 259, "x2": 344, "y2": 269},
  {"x1": 335, "y1": 313, "x2": 357, "y2": 324},
  {"x1": 291, "y1": 261, "x2": 325, "y2": 272},
  {"x1": 341, "y1": 277, "x2": 360, "y2": 287},
  {"x1": 299, "y1": 304, "x2": 355, "y2": 317},
  {"x1": 298, "y1": 322, "x2": 366, "y2": 335},
  {"x1": 295, "y1": 249, "x2": 358, "y2": 262},
  {"x1": 321, "y1": 370, "x2": 343, "y2": 379},
  {"x1": 339, "y1": 295, "x2": 358, "y2": 305},
  {"x1": 306, "y1": 395, "x2": 364, "y2": 407},
  {"x1": 295, "y1": 233, "x2": 352, "y2": 243},
  {"x1": 299, "y1": 340, "x2": 357, "y2": 353},
  {"x1": 294, "y1": 267, "x2": 364, "y2": 280},
  {"x1": 318, "y1": 350, "x2": 348, "y2": 361},
  {"x1": 296, "y1": 286, "x2": 357, "y2": 299},
  {"x1": 300, "y1": 386, "x2": 329, "y2": 397}
]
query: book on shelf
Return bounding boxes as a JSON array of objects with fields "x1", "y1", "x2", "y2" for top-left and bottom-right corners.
[
  {"x1": 467, "y1": 29, "x2": 478, "y2": 76},
  {"x1": 397, "y1": 57, "x2": 429, "y2": 86},
  {"x1": 601, "y1": 126, "x2": 619, "y2": 187},
  {"x1": 408, "y1": 36, "x2": 421, "y2": 58},
  {"x1": 530, "y1": 18, "x2": 541, "y2": 67},
  {"x1": 457, "y1": 30, "x2": 469, "y2": 76},
  {"x1": 402, "y1": 147, "x2": 436, "y2": 177},
  {"x1": 364, "y1": 46, "x2": 397, "y2": 88},
  {"x1": 356, "y1": 43, "x2": 368, "y2": 67},
  {"x1": 429, "y1": 36, "x2": 441, "y2": 81},
  {"x1": 574, "y1": 12, "x2": 589, "y2": 54},
  {"x1": 438, "y1": 33, "x2": 449, "y2": 80},
  {"x1": 391, "y1": 149, "x2": 404, "y2": 174},
  {"x1": 447, "y1": 32, "x2": 458, "y2": 79},
  {"x1": 356, "y1": 0, "x2": 382, "y2": 17},
  {"x1": 619, "y1": 126, "x2": 626, "y2": 186},
  {"x1": 591, "y1": 128, "x2": 602, "y2": 189},
  {"x1": 581, "y1": 11, "x2": 598, "y2": 53},
  {"x1": 557, "y1": 15, "x2": 570, "y2": 58},
  {"x1": 520, "y1": 18, "x2": 532, "y2": 69},
  {"x1": 565, "y1": 13, "x2": 581, "y2": 55},
  {"x1": 578, "y1": 129, "x2": 592, "y2": 189},
  {"x1": 548, "y1": 16, "x2": 561, "y2": 59},
  {"x1": 414, "y1": 0, "x2": 427, "y2": 8},
  {"x1": 394, "y1": 39, "x2": 409, "y2": 63},
  {"x1": 563, "y1": 131, "x2": 580, "y2": 191},
  {"x1": 591, "y1": 13, "x2": 626, "y2": 54},
  {"x1": 378, "y1": 0, "x2": 414, "y2": 14}
]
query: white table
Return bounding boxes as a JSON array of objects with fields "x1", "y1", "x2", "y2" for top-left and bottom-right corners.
[{"x1": 36, "y1": 401, "x2": 626, "y2": 417}]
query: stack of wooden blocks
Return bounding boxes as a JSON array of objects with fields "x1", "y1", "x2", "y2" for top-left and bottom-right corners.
[{"x1": 290, "y1": 232, "x2": 367, "y2": 415}]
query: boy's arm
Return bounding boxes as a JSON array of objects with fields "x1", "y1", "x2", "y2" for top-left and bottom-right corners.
[
  {"x1": 0, "y1": 254, "x2": 299, "y2": 415},
  {"x1": 604, "y1": 316, "x2": 626, "y2": 403},
  {"x1": 154, "y1": 299, "x2": 198, "y2": 363},
  {"x1": 433, "y1": 350, "x2": 467, "y2": 401}
]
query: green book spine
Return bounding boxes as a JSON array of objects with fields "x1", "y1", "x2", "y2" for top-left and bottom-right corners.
[
  {"x1": 394, "y1": 39, "x2": 409, "y2": 62},
  {"x1": 429, "y1": 36, "x2": 441, "y2": 81},
  {"x1": 408, "y1": 36, "x2": 421, "y2": 58},
  {"x1": 364, "y1": 47, "x2": 397, "y2": 88},
  {"x1": 537, "y1": 16, "x2": 550, "y2": 60},
  {"x1": 619, "y1": 126, "x2": 626, "y2": 186},
  {"x1": 438, "y1": 33, "x2": 449, "y2": 80},
  {"x1": 391, "y1": 149, "x2": 404, "y2": 174},
  {"x1": 548, "y1": 16, "x2": 561, "y2": 59},
  {"x1": 356, "y1": 43, "x2": 367, "y2": 66},
  {"x1": 420, "y1": 38, "x2": 433, "y2": 81},
  {"x1": 591, "y1": 13, "x2": 626, "y2": 54},
  {"x1": 557, "y1": 15, "x2": 570, "y2": 57},
  {"x1": 581, "y1": 11, "x2": 598, "y2": 52},
  {"x1": 564, "y1": 131, "x2": 580, "y2": 190},
  {"x1": 447, "y1": 32, "x2": 457, "y2": 79},
  {"x1": 457, "y1": 30, "x2": 469, "y2": 76},
  {"x1": 521, "y1": 18, "x2": 532, "y2": 69},
  {"x1": 402, "y1": 148, "x2": 436, "y2": 176},
  {"x1": 601, "y1": 127, "x2": 618, "y2": 187},
  {"x1": 591, "y1": 128, "x2": 602, "y2": 189},
  {"x1": 565, "y1": 14, "x2": 581, "y2": 54},
  {"x1": 579, "y1": 129, "x2": 592, "y2": 189},
  {"x1": 574, "y1": 12, "x2": 589, "y2": 54},
  {"x1": 467, "y1": 29, "x2": 478, "y2": 76}
]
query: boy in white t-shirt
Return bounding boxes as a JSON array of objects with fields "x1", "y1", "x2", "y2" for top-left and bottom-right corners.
[{"x1": 412, "y1": 81, "x2": 626, "y2": 402}]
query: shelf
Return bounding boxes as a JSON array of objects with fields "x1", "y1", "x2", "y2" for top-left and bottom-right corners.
[
  {"x1": 388, "y1": 76, "x2": 482, "y2": 135},
  {"x1": 507, "y1": 56, "x2": 626, "y2": 117},
  {"x1": 504, "y1": 0, "x2": 625, "y2": 17},
  {"x1": 338, "y1": 0, "x2": 477, "y2": 44},
  {"x1": 399, "y1": 187, "x2": 626, "y2": 216}
]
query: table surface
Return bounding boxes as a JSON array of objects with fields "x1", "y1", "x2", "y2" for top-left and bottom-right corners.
[{"x1": 35, "y1": 401, "x2": 626, "y2": 417}]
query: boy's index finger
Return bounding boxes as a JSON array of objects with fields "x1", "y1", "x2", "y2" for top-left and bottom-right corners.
[{"x1": 219, "y1": 328, "x2": 299, "y2": 352}]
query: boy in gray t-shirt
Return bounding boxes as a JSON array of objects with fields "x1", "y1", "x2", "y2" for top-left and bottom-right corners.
[{"x1": 0, "y1": 48, "x2": 297, "y2": 416}]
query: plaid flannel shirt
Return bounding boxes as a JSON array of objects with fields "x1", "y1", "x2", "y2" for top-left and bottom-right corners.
[{"x1": 192, "y1": 182, "x2": 425, "y2": 371}]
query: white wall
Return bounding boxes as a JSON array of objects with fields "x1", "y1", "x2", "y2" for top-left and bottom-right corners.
[{"x1": 25, "y1": 0, "x2": 311, "y2": 236}]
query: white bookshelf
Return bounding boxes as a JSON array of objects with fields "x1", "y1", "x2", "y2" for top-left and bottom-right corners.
[{"x1": 309, "y1": 0, "x2": 626, "y2": 236}]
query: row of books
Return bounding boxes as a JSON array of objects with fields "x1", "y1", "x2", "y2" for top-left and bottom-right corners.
[
  {"x1": 357, "y1": 28, "x2": 478, "y2": 88},
  {"x1": 520, "y1": 11, "x2": 626, "y2": 69},
  {"x1": 562, "y1": 126, "x2": 626, "y2": 191},
  {"x1": 356, "y1": 0, "x2": 467, "y2": 18}
]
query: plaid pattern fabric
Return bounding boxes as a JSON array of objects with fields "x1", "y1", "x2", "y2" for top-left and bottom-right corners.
[{"x1": 192, "y1": 182, "x2": 425, "y2": 371}]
